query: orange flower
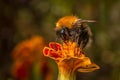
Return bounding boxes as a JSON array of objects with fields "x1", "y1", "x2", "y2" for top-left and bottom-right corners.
[
  {"x1": 11, "y1": 36, "x2": 47, "y2": 80},
  {"x1": 43, "y1": 41, "x2": 100, "y2": 80}
]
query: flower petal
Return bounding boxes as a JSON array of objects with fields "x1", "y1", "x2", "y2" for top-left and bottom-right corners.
[
  {"x1": 43, "y1": 47, "x2": 62, "y2": 60},
  {"x1": 73, "y1": 57, "x2": 99, "y2": 72},
  {"x1": 49, "y1": 42, "x2": 62, "y2": 51},
  {"x1": 43, "y1": 47, "x2": 50, "y2": 56},
  {"x1": 77, "y1": 63, "x2": 100, "y2": 72},
  {"x1": 48, "y1": 49, "x2": 62, "y2": 59}
]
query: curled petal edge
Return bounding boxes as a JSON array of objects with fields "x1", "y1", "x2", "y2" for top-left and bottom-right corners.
[
  {"x1": 77, "y1": 63, "x2": 100, "y2": 72},
  {"x1": 43, "y1": 47, "x2": 62, "y2": 60},
  {"x1": 73, "y1": 57, "x2": 100, "y2": 73}
]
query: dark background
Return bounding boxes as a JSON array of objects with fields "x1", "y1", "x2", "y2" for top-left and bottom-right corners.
[{"x1": 0, "y1": 0, "x2": 120, "y2": 80}]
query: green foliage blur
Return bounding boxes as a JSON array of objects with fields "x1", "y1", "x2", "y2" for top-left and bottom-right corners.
[{"x1": 0, "y1": 0, "x2": 120, "y2": 80}]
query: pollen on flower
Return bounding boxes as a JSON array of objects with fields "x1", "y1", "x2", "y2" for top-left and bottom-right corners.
[{"x1": 43, "y1": 41, "x2": 85, "y2": 62}]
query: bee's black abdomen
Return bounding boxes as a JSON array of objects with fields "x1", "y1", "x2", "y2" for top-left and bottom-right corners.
[{"x1": 78, "y1": 28, "x2": 89, "y2": 49}]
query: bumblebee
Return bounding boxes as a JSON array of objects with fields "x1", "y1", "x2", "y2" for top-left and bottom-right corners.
[{"x1": 55, "y1": 16, "x2": 95, "y2": 49}]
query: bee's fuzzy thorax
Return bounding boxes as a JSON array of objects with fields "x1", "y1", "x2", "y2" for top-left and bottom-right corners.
[{"x1": 56, "y1": 16, "x2": 78, "y2": 30}]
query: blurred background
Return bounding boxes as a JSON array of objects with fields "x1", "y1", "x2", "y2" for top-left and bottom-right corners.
[{"x1": 0, "y1": 0, "x2": 120, "y2": 80}]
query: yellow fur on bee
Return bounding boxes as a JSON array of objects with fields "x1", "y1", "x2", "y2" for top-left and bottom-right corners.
[{"x1": 56, "y1": 16, "x2": 78, "y2": 30}]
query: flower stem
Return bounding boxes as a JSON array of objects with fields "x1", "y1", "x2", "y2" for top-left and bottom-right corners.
[
  {"x1": 58, "y1": 71, "x2": 76, "y2": 80},
  {"x1": 57, "y1": 59, "x2": 76, "y2": 80}
]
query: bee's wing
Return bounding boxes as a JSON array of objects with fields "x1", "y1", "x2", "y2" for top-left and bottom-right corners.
[{"x1": 81, "y1": 20, "x2": 96, "y2": 23}]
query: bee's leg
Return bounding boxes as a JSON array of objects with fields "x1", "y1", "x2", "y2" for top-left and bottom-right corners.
[
  {"x1": 55, "y1": 35, "x2": 61, "y2": 42},
  {"x1": 64, "y1": 27, "x2": 70, "y2": 40},
  {"x1": 77, "y1": 35, "x2": 82, "y2": 47},
  {"x1": 70, "y1": 29, "x2": 75, "y2": 42},
  {"x1": 75, "y1": 28, "x2": 82, "y2": 47},
  {"x1": 71, "y1": 35, "x2": 75, "y2": 43},
  {"x1": 62, "y1": 28, "x2": 70, "y2": 44}
]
